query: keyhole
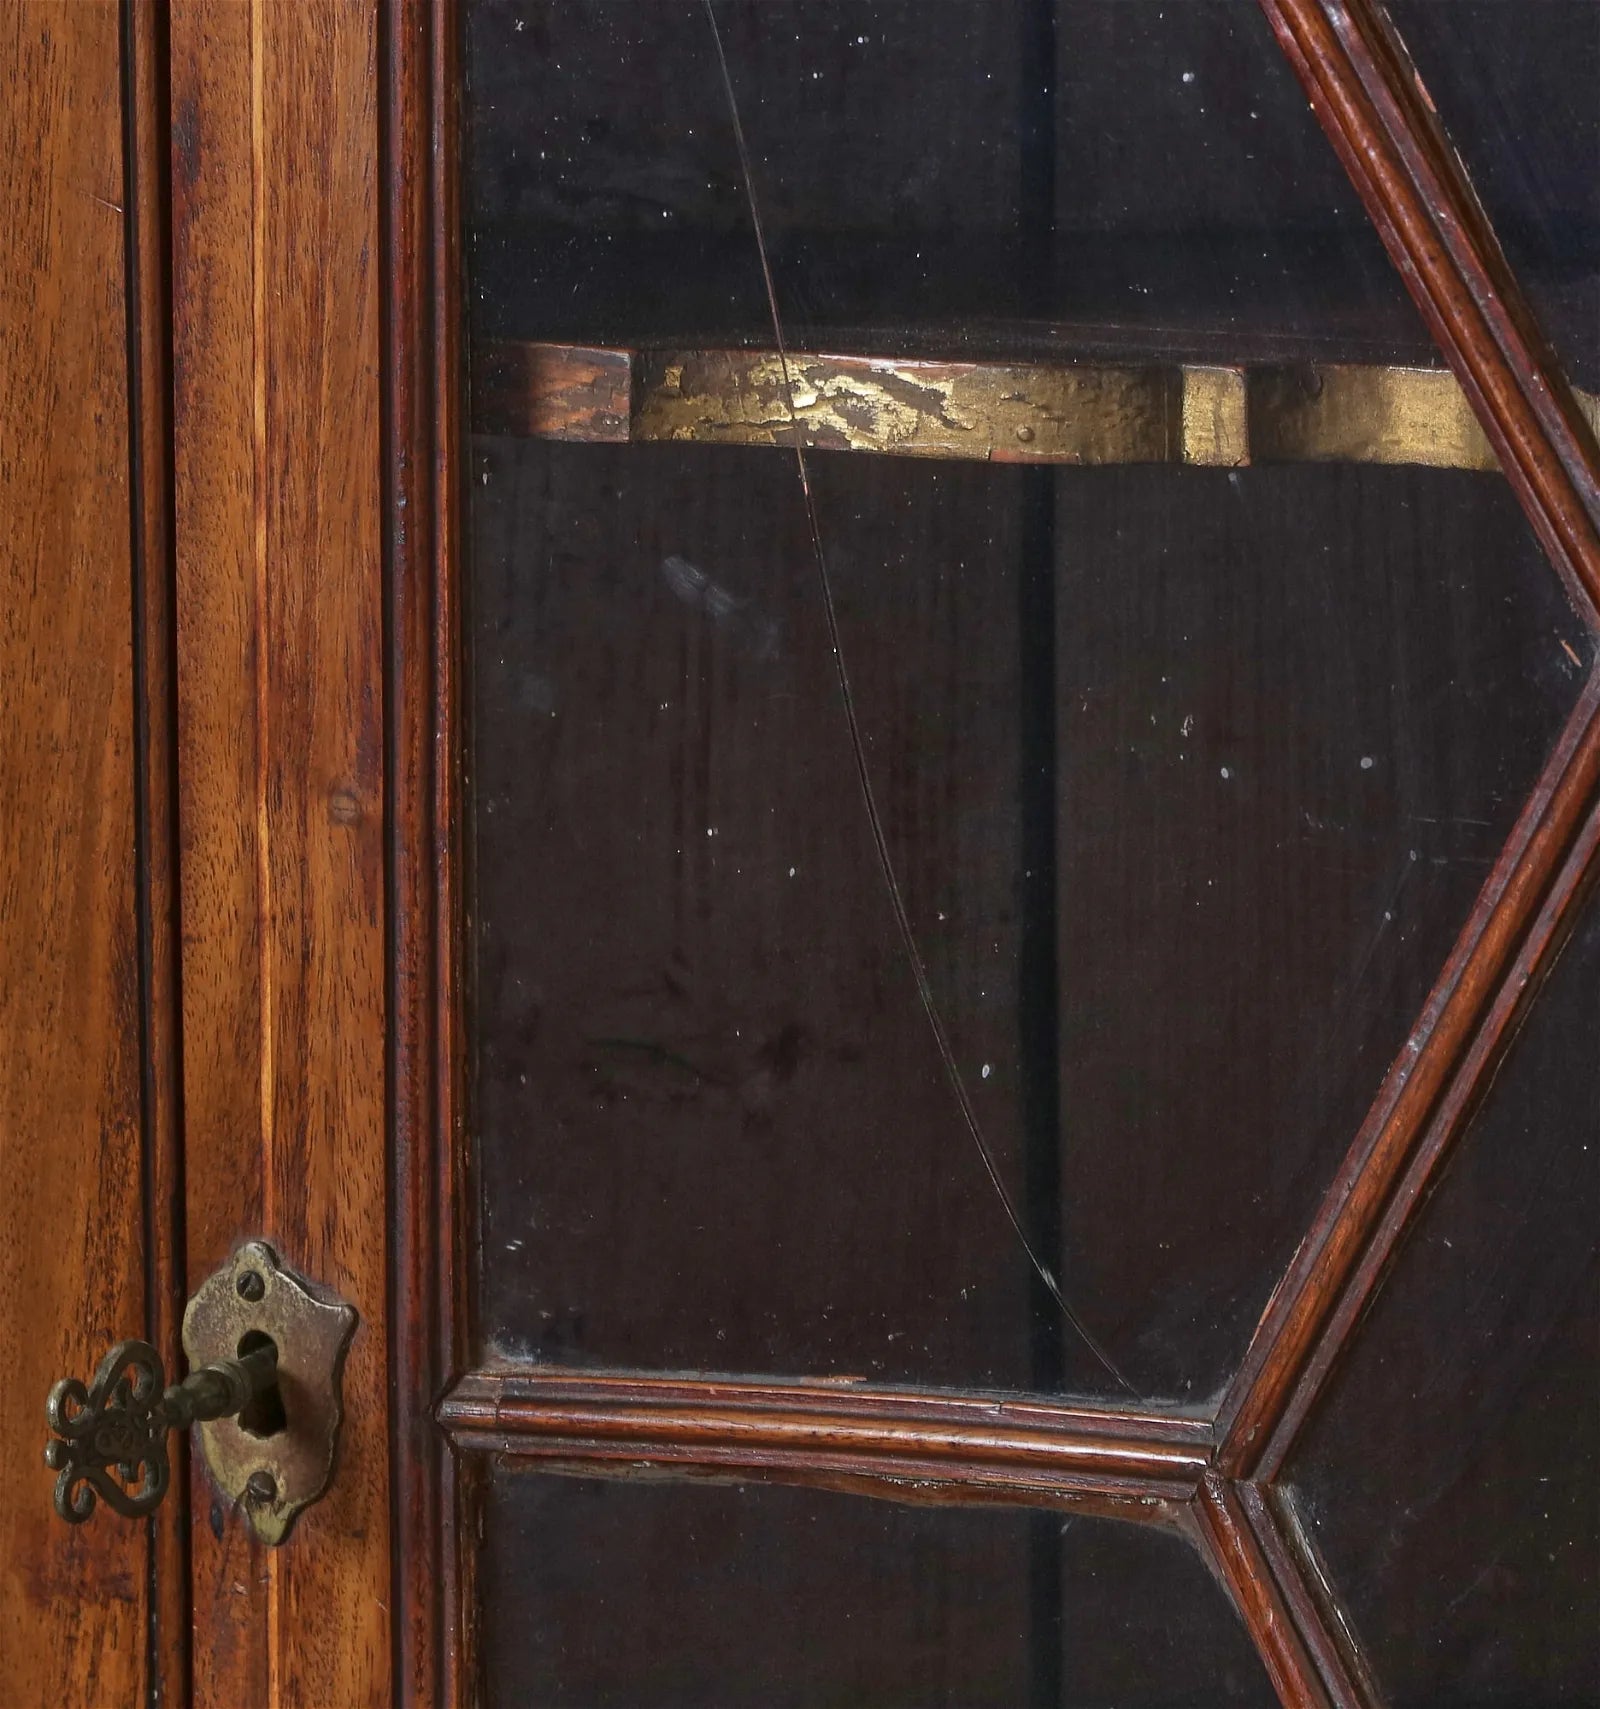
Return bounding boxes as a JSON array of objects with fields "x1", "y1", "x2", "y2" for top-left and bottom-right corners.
[{"x1": 236, "y1": 1330, "x2": 288, "y2": 1439}]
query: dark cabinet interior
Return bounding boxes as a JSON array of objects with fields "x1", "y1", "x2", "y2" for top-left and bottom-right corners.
[{"x1": 450, "y1": 4, "x2": 1600, "y2": 1705}]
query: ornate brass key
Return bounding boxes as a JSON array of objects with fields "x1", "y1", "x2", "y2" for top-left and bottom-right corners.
[
  {"x1": 46, "y1": 1337, "x2": 279, "y2": 1523},
  {"x1": 44, "y1": 1241, "x2": 356, "y2": 1543}
]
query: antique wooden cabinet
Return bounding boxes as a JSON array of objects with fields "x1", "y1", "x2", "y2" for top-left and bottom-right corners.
[{"x1": 1, "y1": 2, "x2": 1596, "y2": 1705}]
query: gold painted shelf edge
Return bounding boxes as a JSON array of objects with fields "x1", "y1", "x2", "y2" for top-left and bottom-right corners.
[{"x1": 474, "y1": 339, "x2": 1600, "y2": 474}]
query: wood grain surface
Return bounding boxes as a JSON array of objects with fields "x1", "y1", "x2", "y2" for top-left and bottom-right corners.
[
  {"x1": 0, "y1": 3, "x2": 148, "y2": 1701},
  {"x1": 2, "y1": 2, "x2": 1589, "y2": 1704},
  {"x1": 170, "y1": 1, "x2": 391, "y2": 1704},
  {"x1": 440, "y1": 1369, "x2": 1212, "y2": 1509}
]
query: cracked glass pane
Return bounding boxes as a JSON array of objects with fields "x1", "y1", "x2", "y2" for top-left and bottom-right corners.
[{"x1": 464, "y1": 0, "x2": 1592, "y2": 1400}]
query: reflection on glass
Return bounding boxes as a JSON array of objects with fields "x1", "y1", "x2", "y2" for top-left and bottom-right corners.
[
  {"x1": 480, "y1": 1472, "x2": 1277, "y2": 1708},
  {"x1": 1287, "y1": 896, "x2": 1600, "y2": 1707},
  {"x1": 464, "y1": 1, "x2": 1593, "y2": 1399}
]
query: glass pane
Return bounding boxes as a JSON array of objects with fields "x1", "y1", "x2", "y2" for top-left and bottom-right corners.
[
  {"x1": 464, "y1": 1, "x2": 1593, "y2": 1401},
  {"x1": 471, "y1": 438, "x2": 1586, "y2": 1396},
  {"x1": 467, "y1": 0, "x2": 1424, "y2": 360},
  {"x1": 1389, "y1": 0, "x2": 1600, "y2": 392},
  {"x1": 480, "y1": 1471, "x2": 1277, "y2": 1707},
  {"x1": 1286, "y1": 893, "x2": 1600, "y2": 1706}
]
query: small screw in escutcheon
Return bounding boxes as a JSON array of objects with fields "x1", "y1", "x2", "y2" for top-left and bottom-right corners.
[{"x1": 245, "y1": 1470, "x2": 278, "y2": 1505}]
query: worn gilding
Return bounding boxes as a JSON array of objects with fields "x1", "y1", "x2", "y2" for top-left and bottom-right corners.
[
  {"x1": 1181, "y1": 366, "x2": 1250, "y2": 467},
  {"x1": 1248, "y1": 363, "x2": 1498, "y2": 469},
  {"x1": 635, "y1": 349, "x2": 1181, "y2": 464},
  {"x1": 476, "y1": 339, "x2": 1600, "y2": 476}
]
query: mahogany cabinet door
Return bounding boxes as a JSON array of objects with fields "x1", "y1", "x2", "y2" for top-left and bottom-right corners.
[
  {"x1": 9, "y1": 3, "x2": 1593, "y2": 1708},
  {"x1": 0, "y1": 3, "x2": 180, "y2": 1702}
]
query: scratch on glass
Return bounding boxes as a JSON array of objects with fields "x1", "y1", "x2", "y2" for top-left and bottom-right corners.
[{"x1": 701, "y1": 1, "x2": 1136, "y2": 1397}]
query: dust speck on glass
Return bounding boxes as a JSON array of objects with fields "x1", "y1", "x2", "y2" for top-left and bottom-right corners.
[{"x1": 461, "y1": 0, "x2": 1590, "y2": 1404}]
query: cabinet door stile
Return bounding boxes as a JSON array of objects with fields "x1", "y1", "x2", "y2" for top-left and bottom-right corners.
[{"x1": 171, "y1": 3, "x2": 392, "y2": 1705}]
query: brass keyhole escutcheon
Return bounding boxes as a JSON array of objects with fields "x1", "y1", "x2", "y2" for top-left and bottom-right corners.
[
  {"x1": 182, "y1": 1241, "x2": 357, "y2": 1544},
  {"x1": 46, "y1": 1241, "x2": 357, "y2": 1546}
]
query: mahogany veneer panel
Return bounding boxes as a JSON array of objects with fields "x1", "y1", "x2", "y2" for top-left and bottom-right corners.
[
  {"x1": 171, "y1": 1, "x2": 392, "y2": 1703},
  {"x1": 0, "y1": 5, "x2": 149, "y2": 1701}
]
